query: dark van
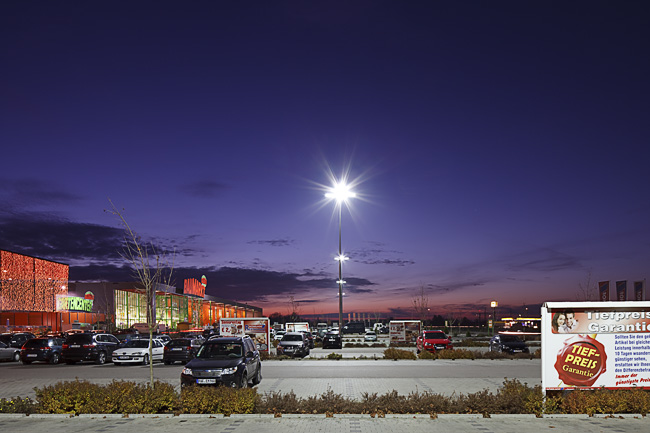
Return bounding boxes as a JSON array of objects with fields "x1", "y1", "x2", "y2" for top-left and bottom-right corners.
[{"x1": 341, "y1": 321, "x2": 366, "y2": 334}]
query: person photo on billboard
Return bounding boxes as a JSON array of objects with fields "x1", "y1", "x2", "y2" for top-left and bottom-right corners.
[
  {"x1": 552, "y1": 312, "x2": 568, "y2": 333},
  {"x1": 564, "y1": 309, "x2": 579, "y2": 332}
]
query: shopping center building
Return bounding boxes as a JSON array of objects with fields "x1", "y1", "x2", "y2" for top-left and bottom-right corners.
[{"x1": 0, "y1": 250, "x2": 262, "y2": 333}]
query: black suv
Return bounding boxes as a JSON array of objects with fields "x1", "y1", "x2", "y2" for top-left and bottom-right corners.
[
  {"x1": 20, "y1": 337, "x2": 65, "y2": 364},
  {"x1": 180, "y1": 336, "x2": 261, "y2": 388},
  {"x1": 322, "y1": 331, "x2": 342, "y2": 349},
  {"x1": 62, "y1": 333, "x2": 121, "y2": 364}
]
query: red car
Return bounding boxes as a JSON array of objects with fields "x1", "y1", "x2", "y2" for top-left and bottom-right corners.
[{"x1": 416, "y1": 330, "x2": 453, "y2": 353}]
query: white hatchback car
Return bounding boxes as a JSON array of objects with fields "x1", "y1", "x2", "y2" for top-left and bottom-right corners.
[
  {"x1": 364, "y1": 331, "x2": 377, "y2": 342},
  {"x1": 113, "y1": 338, "x2": 165, "y2": 365}
]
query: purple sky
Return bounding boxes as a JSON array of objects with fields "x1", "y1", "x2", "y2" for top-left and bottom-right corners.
[{"x1": 1, "y1": 2, "x2": 649, "y2": 320}]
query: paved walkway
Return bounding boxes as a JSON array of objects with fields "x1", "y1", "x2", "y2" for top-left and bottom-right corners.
[{"x1": 0, "y1": 413, "x2": 646, "y2": 433}]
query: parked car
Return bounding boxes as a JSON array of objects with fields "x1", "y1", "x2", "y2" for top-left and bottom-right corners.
[
  {"x1": 180, "y1": 336, "x2": 261, "y2": 388},
  {"x1": 62, "y1": 332, "x2": 121, "y2": 364},
  {"x1": 416, "y1": 330, "x2": 453, "y2": 353},
  {"x1": 273, "y1": 330, "x2": 286, "y2": 341},
  {"x1": 115, "y1": 332, "x2": 141, "y2": 347},
  {"x1": 277, "y1": 332, "x2": 310, "y2": 357},
  {"x1": 322, "y1": 331, "x2": 342, "y2": 349},
  {"x1": 20, "y1": 337, "x2": 65, "y2": 364},
  {"x1": 154, "y1": 334, "x2": 172, "y2": 346},
  {"x1": 4, "y1": 332, "x2": 36, "y2": 348},
  {"x1": 112, "y1": 338, "x2": 165, "y2": 365},
  {"x1": 0, "y1": 340, "x2": 21, "y2": 362},
  {"x1": 489, "y1": 334, "x2": 529, "y2": 354},
  {"x1": 364, "y1": 331, "x2": 377, "y2": 342},
  {"x1": 341, "y1": 321, "x2": 366, "y2": 334},
  {"x1": 302, "y1": 331, "x2": 315, "y2": 349},
  {"x1": 164, "y1": 338, "x2": 203, "y2": 364}
]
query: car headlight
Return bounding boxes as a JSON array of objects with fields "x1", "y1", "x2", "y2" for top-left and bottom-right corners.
[
  {"x1": 133, "y1": 352, "x2": 143, "y2": 356},
  {"x1": 182, "y1": 367, "x2": 192, "y2": 375},
  {"x1": 222, "y1": 367, "x2": 237, "y2": 375}
]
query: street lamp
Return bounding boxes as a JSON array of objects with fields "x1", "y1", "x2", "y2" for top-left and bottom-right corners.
[
  {"x1": 325, "y1": 181, "x2": 356, "y2": 329},
  {"x1": 490, "y1": 301, "x2": 498, "y2": 335}
]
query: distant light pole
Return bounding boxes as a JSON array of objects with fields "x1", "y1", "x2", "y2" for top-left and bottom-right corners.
[
  {"x1": 490, "y1": 300, "x2": 498, "y2": 335},
  {"x1": 325, "y1": 181, "x2": 356, "y2": 329}
]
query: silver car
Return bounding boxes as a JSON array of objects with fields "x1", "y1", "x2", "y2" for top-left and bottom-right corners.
[
  {"x1": 0, "y1": 340, "x2": 21, "y2": 362},
  {"x1": 277, "y1": 332, "x2": 310, "y2": 357}
]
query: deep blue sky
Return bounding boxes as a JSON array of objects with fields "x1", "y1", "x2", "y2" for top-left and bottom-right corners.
[{"x1": 1, "y1": 1, "x2": 649, "y2": 319}]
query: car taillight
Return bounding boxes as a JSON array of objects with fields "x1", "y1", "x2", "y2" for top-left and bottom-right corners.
[
  {"x1": 164, "y1": 346, "x2": 169, "y2": 352},
  {"x1": 83, "y1": 343, "x2": 95, "y2": 348},
  {"x1": 62, "y1": 344, "x2": 69, "y2": 349}
]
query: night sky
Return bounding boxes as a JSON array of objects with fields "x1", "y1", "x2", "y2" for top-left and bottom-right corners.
[{"x1": 2, "y1": 1, "x2": 649, "y2": 320}]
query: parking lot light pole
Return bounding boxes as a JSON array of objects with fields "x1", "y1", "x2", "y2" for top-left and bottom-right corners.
[
  {"x1": 325, "y1": 181, "x2": 355, "y2": 329},
  {"x1": 490, "y1": 301, "x2": 498, "y2": 335}
]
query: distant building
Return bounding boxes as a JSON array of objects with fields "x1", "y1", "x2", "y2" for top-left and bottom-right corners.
[{"x1": 1, "y1": 249, "x2": 262, "y2": 333}]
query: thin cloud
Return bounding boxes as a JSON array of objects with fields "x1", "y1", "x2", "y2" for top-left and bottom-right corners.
[
  {"x1": 179, "y1": 180, "x2": 228, "y2": 198},
  {"x1": 0, "y1": 212, "x2": 124, "y2": 263},
  {"x1": 350, "y1": 243, "x2": 415, "y2": 267},
  {"x1": 507, "y1": 248, "x2": 583, "y2": 273},
  {"x1": 248, "y1": 238, "x2": 296, "y2": 247},
  {"x1": 0, "y1": 178, "x2": 83, "y2": 209},
  {"x1": 69, "y1": 264, "x2": 377, "y2": 303}
]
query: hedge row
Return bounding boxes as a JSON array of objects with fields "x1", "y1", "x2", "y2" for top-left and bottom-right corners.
[
  {"x1": 1, "y1": 379, "x2": 649, "y2": 416},
  {"x1": 383, "y1": 348, "x2": 541, "y2": 360}
]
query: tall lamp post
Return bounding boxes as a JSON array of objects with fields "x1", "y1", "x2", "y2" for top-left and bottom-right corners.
[
  {"x1": 490, "y1": 300, "x2": 498, "y2": 335},
  {"x1": 325, "y1": 181, "x2": 356, "y2": 329}
]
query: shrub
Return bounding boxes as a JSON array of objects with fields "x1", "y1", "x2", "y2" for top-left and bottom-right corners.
[
  {"x1": 383, "y1": 348, "x2": 416, "y2": 360},
  {"x1": 455, "y1": 339, "x2": 489, "y2": 347},
  {"x1": 180, "y1": 386, "x2": 257, "y2": 415},
  {"x1": 36, "y1": 379, "x2": 111, "y2": 414},
  {"x1": 106, "y1": 380, "x2": 177, "y2": 414},
  {"x1": 326, "y1": 352, "x2": 343, "y2": 360},
  {"x1": 0, "y1": 397, "x2": 38, "y2": 414},
  {"x1": 257, "y1": 390, "x2": 302, "y2": 414},
  {"x1": 436, "y1": 349, "x2": 476, "y2": 360},
  {"x1": 35, "y1": 380, "x2": 178, "y2": 414},
  {"x1": 562, "y1": 387, "x2": 650, "y2": 415},
  {"x1": 417, "y1": 350, "x2": 436, "y2": 359}
]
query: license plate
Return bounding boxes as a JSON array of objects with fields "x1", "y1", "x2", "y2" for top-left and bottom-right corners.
[
  {"x1": 70, "y1": 345, "x2": 80, "y2": 348},
  {"x1": 172, "y1": 348, "x2": 182, "y2": 351},
  {"x1": 118, "y1": 356, "x2": 129, "y2": 360},
  {"x1": 27, "y1": 354, "x2": 37, "y2": 357},
  {"x1": 197, "y1": 379, "x2": 216, "y2": 384}
]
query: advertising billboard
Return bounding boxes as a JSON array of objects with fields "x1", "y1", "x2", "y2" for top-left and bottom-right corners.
[
  {"x1": 542, "y1": 301, "x2": 650, "y2": 392},
  {"x1": 389, "y1": 320, "x2": 421, "y2": 343},
  {"x1": 219, "y1": 317, "x2": 270, "y2": 353}
]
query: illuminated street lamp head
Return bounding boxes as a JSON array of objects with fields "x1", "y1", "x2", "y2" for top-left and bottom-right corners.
[
  {"x1": 491, "y1": 301, "x2": 498, "y2": 308},
  {"x1": 335, "y1": 254, "x2": 349, "y2": 261},
  {"x1": 325, "y1": 182, "x2": 356, "y2": 203},
  {"x1": 336, "y1": 280, "x2": 347, "y2": 285}
]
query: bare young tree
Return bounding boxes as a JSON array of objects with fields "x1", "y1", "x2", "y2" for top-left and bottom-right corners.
[
  {"x1": 287, "y1": 295, "x2": 301, "y2": 322},
  {"x1": 107, "y1": 199, "x2": 174, "y2": 387},
  {"x1": 411, "y1": 284, "x2": 430, "y2": 323},
  {"x1": 576, "y1": 269, "x2": 597, "y2": 301}
]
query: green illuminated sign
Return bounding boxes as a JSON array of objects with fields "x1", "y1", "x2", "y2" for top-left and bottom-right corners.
[{"x1": 56, "y1": 296, "x2": 94, "y2": 312}]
